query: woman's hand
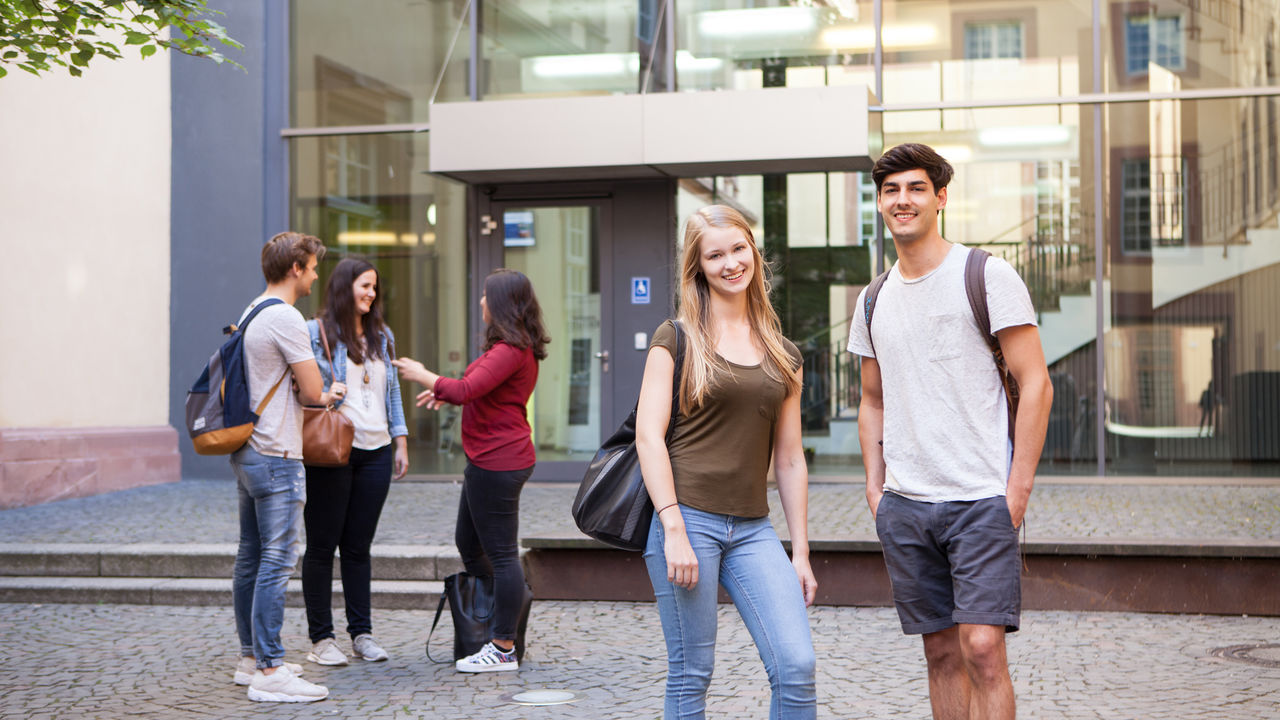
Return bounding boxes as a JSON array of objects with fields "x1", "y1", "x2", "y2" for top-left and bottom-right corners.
[
  {"x1": 792, "y1": 553, "x2": 818, "y2": 607},
  {"x1": 392, "y1": 437, "x2": 409, "y2": 480},
  {"x1": 415, "y1": 389, "x2": 446, "y2": 410},
  {"x1": 322, "y1": 381, "x2": 347, "y2": 406},
  {"x1": 391, "y1": 357, "x2": 437, "y2": 387},
  {"x1": 663, "y1": 522, "x2": 699, "y2": 590}
]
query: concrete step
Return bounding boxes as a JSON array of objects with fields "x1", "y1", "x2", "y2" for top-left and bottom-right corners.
[
  {"x1": 521, "y1": 535, "x2": 1280, "y2": 616},
  {"x1": 0, "y1": 576, "x2": 443, "y2": 609},
  {"x1": 0, "y1": 543, "x2": 462, "y2": 581}
]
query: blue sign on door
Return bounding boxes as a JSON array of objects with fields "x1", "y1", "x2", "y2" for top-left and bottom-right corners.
[{"x1": 631, "y1": 277, "x2": 651, "y2": 305}]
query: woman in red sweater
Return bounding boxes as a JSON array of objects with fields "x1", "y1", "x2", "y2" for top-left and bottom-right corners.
[{"x1": 393, "y1": 269, "x2": 548, "y2": 673}]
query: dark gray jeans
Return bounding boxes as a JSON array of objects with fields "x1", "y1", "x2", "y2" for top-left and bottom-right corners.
[{"x1": 456, "y1": 461, "x2": 533, "y2": 641}]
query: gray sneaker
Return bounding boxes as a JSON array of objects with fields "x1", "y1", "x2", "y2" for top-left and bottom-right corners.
[
  {"x1": 352, "y1": 634, "x2": 389, "y2": 662},
  {"x1": 247, "y1": 665, "x2": 328, "y2": 703},
  {"x1": 306, "y1": 637, "x2": 349, "y2": 666}
]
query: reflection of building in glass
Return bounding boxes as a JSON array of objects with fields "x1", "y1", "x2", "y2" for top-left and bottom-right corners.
[{"x1": 5, "y1": 0, "x2": 1278, "y2": 506}]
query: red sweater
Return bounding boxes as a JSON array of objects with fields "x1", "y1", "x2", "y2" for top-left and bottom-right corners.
[{"x1": 433, "y1": 342, "x2": 538, "y2": 471}]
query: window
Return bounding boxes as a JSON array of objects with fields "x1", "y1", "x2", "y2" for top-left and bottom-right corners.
[
  {"x1": 964, "y1": 22, "x2": 1024, "y2": 60},
  {"x1": 1121, "y1": 158, "x2": 1185, "y2": 253},
  {"x1": 1125, "y1": 14, "x2": 1185, "y2": 74}
]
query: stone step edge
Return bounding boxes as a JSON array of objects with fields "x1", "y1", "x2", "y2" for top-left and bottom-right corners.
[
  {"x1": 523, "y1": 535, "x2": 1280, "y2": 558},
  {"x1": 0, "y1": 576, "x2": 443, "y2": 609},
  {"x1": 0, "y1": 543, "x2": 465, "y2": 580}
]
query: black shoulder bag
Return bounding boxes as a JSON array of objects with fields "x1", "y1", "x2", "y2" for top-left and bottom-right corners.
[{"x1": 571, "y1": 321, "x2": 685, "y2": 551}]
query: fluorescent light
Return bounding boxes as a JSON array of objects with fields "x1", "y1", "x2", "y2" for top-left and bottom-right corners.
[
  {"x1": 675, "y1": 51, "x2": 724, "y2": 73},
  {"x1": 933, "y1": 145, "x2": 973, "y2": 163},
  {"x1": 823, "y1": 24, "x2": 939, "y2": 50},
  {"x1": 529, "y1": 53, "x2": 637, "y2": 79},
  {"x1": 978, "y1": 126, "x2": 1071, "y2": 147},
  {"x1": 697, "y1": 7, "x2": 818, "y2": 38},
  {"x1": 336, "y1": 231, "x2": 398, "y2": 246},
  {"x1": 526, "y1": 51, "x2": 721, "y2": 81}
]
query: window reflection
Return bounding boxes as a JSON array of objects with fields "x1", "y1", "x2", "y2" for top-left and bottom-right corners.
[
  {"x1": 1106, "y1": 96, "x2": 1280, "y2": 472},
  {"x1": 290, "y1": 133, "x2": 469, "y2": 474}
]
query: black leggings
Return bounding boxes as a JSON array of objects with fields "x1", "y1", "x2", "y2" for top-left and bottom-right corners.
[
  {"x1": 456, "y1": 462, "x2": 533, "y2": 642},
  {"x1": 302, "y1": 444, "x2": 393, "y2": 643}
]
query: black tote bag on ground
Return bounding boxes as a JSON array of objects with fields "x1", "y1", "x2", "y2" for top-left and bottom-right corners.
[
  {"x1": 426, "y1": 572, "x2": 533, "y2": 663},
  {"x1": 572, "y1": 322, "x2": 685, "y2": 551}
]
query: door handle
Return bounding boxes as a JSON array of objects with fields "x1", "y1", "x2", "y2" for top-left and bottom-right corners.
[{"x1": 594, "y1": 349, "x2": 609, "y2": 373}]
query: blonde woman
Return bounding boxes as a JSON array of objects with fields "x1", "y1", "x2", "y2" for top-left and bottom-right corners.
[{"x1": 635, "y1": 205, "x2": 817, "y2": 719}]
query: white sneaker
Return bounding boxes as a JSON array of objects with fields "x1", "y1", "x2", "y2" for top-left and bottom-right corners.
[
  {"x1": 352, "y1": 634, "x2": 389, "y2": 662},
  {"x1": 246, "y1": 665, "x2": 328, "y2": 703},
  {"x1": 306, "y1": 637, "x2": 349, "y2": 666},
  {"x1": 455, "y1": 642, "x2": 519, "y2": 673},
  {"x1": 234, "y1": 657, "x2": 304, "y2": 685}
]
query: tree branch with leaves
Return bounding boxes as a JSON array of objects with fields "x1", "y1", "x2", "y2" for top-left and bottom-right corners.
[{"x1": 0, "y1": 0, "x2": 242, "y2": 79}]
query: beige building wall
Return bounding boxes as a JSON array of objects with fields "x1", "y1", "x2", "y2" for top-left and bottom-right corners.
[{"x1": 0, "y1": 46, "x2": 179, "y2": 507}]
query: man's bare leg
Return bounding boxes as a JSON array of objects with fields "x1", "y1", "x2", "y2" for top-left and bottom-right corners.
[
  {"x1": 923, "y1": 627, "x2": 971, "y2": 720},
  {"x1": 959, "y1": 624, "x2": 1015, "y2": 720}
]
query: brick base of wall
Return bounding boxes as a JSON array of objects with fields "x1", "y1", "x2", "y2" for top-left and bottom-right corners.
[{"x1": 0, "y1": 426, "x2": 180, "y2": 509}]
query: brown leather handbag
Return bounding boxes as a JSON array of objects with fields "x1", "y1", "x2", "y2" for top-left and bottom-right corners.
[{"x1": 302, "y1": 321, "x2": 355, "y2": 467}]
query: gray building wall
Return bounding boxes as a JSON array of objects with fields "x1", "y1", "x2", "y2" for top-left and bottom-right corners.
[{"x1": 169, "y1": 1, "x2": 289, "y2": 478}]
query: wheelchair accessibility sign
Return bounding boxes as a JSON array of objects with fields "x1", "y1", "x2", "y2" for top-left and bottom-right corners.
[{"x1": 631, "y1": 277, "x2": 651, "y2": 305}]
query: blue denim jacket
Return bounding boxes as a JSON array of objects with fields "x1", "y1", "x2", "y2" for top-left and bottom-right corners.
[{"x1": 306, "y1": 319, "x2": 408, "y2": 439}]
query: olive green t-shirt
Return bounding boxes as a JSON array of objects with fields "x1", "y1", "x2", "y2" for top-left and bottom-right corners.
[{"x1": 651, "y1": 320, "x2": 802, "y2": 518}]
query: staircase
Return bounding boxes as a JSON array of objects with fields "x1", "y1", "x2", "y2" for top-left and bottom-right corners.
[{"x1": 0, "y1": 543, "x2": 453, "y2": 608}]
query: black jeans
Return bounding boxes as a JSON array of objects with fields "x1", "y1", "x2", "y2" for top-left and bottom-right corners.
[
  {"x1": 302, "y1": 444, "x2": 393, "y2": 643},
  {"x1": 456, "y1": 461, "x2": 533, "y2": 642}
]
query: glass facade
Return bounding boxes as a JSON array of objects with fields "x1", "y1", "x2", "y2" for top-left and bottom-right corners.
[
  {"x1": 289, "y1": 132, "x2": 470, "y2": 473},
  {"x1": 287, "y1": 0, "x2": 1280, "y2": 477}
]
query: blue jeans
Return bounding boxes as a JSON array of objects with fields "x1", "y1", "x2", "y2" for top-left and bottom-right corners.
[
  {"x1": 230, "y1": 445, "x2": 306, "y2": 669},
  {"x1": 643, "y1": 506, "x2": 817, "y2": 720}
]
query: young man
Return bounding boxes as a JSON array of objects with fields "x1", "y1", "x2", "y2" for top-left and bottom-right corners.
[
  {"x1": 230, "y1": 231, "x2": 345, "y2": 703},
  {"x1": 848, "y1": 144, "x2": 1053, "y2": 720}
]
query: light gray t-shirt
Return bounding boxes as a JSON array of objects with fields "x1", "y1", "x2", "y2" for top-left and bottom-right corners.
[
  {"x1": 240, "y1": 296, "x2": 313, "y2": 458},
  {"x1": 847, "y1": 244, "x2": 1036, "y2": 502}
]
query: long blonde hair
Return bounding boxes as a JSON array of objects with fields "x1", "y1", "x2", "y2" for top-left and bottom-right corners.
[{"x1": 676, "y1": 205, "x2": 801, "y2": 414}]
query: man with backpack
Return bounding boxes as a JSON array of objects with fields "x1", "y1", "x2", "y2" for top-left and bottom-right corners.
[
  {"x1": 847, "y1": 144, "x2": 1053, "y2": 720},
  {"x1": 230, "y1": 231, "x2": 343, "y2": 703}
]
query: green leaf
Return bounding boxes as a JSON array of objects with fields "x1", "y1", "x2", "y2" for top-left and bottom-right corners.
[
  {"x1": 68, "y1": 64, "x2": 82, "y2": 76},
  {"x1": 140, "y1": 44, "x2": 156, "y2": 58},
  {"x1": 0, "y1": 66, "x2": 7, "y2": 78},
  {"x1": 125, "y1": 31, "x2": 149, "y2": 45}
]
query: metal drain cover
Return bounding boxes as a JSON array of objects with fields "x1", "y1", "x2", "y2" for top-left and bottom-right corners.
[
  {"x1": 501, "y1": 689, "x2": 580, "y2": 706},
  {"x1": 1211, "y1": 643, "x2": 1280, "y2": 668}
]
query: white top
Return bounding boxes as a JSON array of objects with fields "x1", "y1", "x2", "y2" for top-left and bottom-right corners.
[
  {"x1": 240, "y1": 297, "x2": 313, "y2": 458},
  {"x1": 847, "y1": 244, "x2": 1037, "y2": 502},
  {"x1": 341, "y1": 352, "x2": 392, "y2": 450}
]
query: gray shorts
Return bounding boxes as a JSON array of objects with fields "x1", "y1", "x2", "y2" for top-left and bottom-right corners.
[{"x1": 875, "y1": 492, "x2": 1021, "y2": 635}]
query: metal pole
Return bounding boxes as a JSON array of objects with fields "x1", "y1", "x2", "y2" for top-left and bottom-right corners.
[
  {"x1": 469, "y1": 0, "x2": 480, "y2": 101},
  {"x1": 873, "y1": 0, "x2": 884, "y2": 275},
  {"x1": 1092, "y1": 0, "x2": 1106, "y2": 477}
]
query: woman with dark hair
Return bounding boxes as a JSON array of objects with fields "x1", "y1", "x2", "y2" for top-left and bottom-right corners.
[
  {"x1": 393, "y1": 268, "x2": 549, "y2": 673},
  {"x1": 301, "y1": 257, "x2": 408, "y2": 667}
]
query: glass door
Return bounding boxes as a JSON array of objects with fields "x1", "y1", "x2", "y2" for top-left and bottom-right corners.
[{"x1": 493, "y1": 202, "x2": 608, "y2": 472}]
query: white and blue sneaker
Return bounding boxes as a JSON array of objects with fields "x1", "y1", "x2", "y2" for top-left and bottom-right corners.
[{"x1": 455, "y1": 642, "x2": 518, "y2": 673}]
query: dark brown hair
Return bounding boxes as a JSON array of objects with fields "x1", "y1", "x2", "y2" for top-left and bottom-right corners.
[
  {"x1": 261, "y1": 231, "x2": 325, "y2": 283},
  {"x1": 316, "y1": 257, "x2": 390, "y2": 364},
  {"x1": 871, "y1": 143, "x2": 954, "y2": 194},
  {"x1": 483, "y1": 269, "x2": 549, "y2": 360}
]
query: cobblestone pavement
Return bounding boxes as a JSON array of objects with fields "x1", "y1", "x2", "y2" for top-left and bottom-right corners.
[
  {"x1": 0, "y1": 601, "x2": 1277, "y2": 719},
  {"x1": 1, "y1": 480, "x2": 1277, "y2": 546}
]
